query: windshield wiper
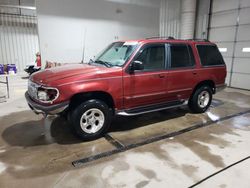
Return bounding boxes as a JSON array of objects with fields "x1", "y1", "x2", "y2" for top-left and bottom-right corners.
[
  {"x1": 94, "y1": 60, "x2": 113, "y2": 68},
  {"x1": 88, "y1": 59, "x2": 94, "y2": 65}
]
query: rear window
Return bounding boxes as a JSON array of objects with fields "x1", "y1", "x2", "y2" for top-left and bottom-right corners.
[
  {"x1": 197, "y1": 45, "x2": 225, "y2": 66},
  {"x1": 170, "y1": 44, "x2": 195, "y2": 68}
]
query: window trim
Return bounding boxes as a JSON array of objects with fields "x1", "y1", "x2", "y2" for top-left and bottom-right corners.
[
  {"x1": 127, "y1": 43, "x2": 167, "y2": 73},
  {"x1": 167, "y1": 43, "x2": 196, "y2": 70},
  {"x1": 195, "y1": 44, "x2": 226, "y2": 68}
]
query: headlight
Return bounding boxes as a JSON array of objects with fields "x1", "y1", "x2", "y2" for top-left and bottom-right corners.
[{"x1": 37, "y1": 87, "x2": 59, "y2": 103}]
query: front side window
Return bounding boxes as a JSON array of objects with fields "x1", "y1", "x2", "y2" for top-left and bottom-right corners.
[
  {"x1": 93, "y1": 42, "x2": 138, "y2": 67},
  {"x1": 135, "y1": 45, "x2": 165, "y2": 71},
  {"x1": 197, "y1": 45, "x2": 225, "y2": 66},
  {"x1": 170, "y1": 44, "x2": 195, "y2": 68}
]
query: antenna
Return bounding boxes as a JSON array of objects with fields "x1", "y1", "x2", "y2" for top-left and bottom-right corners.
[{"x1": 81, "y1": 28, "x2": 87, "y2": 63}]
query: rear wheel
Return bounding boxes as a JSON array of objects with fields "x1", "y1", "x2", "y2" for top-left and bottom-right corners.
[
  {"x1": 188, "y1": 85, "x2": 212, "y2": 113},
  {"x1": 70, "y1": 99, "x2": 112, "y2": 140}
]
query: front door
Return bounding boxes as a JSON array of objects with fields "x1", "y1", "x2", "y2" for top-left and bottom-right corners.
[{"x1": 123, "y1": 44, "x2": 168, "y2": 109}]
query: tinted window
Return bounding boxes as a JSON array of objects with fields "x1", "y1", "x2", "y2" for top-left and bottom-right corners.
[
  {"x1": 170, "y1": 44, "x2": 194, "y2": 68},
  {"x1": 188, "y1": 45, "x2": 195, "y2": 65},
  {"x1": 197, "y1": 45, "x2": 225, "y2": 66},
  {"x1": 135, "y1": 45, "x2": 165, "y2": 71}
]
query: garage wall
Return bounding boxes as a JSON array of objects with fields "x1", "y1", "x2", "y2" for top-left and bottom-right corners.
[
  {"x1": 195, "y1": 0, "x2": 210, "y2": 39},
  {"x1": 0, "y1": 0, "x2": 39, "y2": 71},
  {"x1": 36, "y1": 0, "x2": 160, "y2": 65},
  {"x1": 160, "y1": 0, "x2": 181, "y2": 38},
  {"x1": 160, "y1": 0, "x2": 199, "y2": 39},
  {"x1": 209, "y1": 0, "x2": 250, "y2": 90}
]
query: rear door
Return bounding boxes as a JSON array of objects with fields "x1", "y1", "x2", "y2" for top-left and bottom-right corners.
[
  {"x1": 167, "y1": 43, "x2": 198, "y2": 101},
  {"x1": 123, "y1": 43, "x2": 168, "y2": 109}
]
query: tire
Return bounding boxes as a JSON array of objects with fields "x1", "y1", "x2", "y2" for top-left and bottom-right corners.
[
  {"x1": 70, "y1": 99, "x2": 112, "y2": 141},
  {"x1": 188, "y1": 85, "x2": 212, "y2": 113}
]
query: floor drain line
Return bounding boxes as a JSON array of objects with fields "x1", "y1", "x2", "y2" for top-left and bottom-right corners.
[
  {"x1": 188, "y1": 156, "x2": 250, "y2": 188},
  {"x1": 72, "y1": 109, "x2": 250, "y2": 167},
  {"x1": 104, "y1": 133, "x2": 124, "y2": 149}
]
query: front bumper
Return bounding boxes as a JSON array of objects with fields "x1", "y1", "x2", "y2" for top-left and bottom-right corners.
[{"x1": 25, "y1": 91, "x2": 69, "y2": 115}]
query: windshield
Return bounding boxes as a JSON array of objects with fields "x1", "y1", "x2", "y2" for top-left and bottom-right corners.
[{"x1": 92, "y1": 42, "x2": 138, "y2": 67}]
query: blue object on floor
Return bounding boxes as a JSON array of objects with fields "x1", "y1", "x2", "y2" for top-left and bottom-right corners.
[
  {"x1": 7, "y1": 64, "x2": 17, "y2": 74},
  {"x1": 0, "y1": 64, "x2": 4, "y2": 74}
]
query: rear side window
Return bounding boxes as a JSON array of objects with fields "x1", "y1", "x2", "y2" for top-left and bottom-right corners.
[
  {"x1": 197, "y1": 45, "x2": 225, "y2": 66},
  {"x1": 170, "y1": 44, "x2": 195, "y2": 68}
]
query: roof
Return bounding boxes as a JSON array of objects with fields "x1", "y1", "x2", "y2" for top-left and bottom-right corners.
[{"x1": 118, "y1": 37, "x2": 214, "y2": 45}]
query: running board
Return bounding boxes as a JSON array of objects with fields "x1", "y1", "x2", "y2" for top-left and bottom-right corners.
[{"x1": 117, "y1": 100, "x2": 188, "y2": 116}]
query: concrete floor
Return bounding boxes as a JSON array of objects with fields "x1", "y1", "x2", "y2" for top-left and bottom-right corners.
[{"x1": 0, "y1": 75, "x2": 250, "y2": 188}]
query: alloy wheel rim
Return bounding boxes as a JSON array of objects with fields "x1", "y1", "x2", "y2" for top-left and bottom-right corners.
[
  {"x1": 198, "y1": 91, "x2": 210, "y2": 108},
  {"x1": 80, "y1": 108, "x2": 105, "y2": 134}
]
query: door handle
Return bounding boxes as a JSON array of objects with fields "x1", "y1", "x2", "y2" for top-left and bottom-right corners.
[
  {"x1": 193, "y1": 72, "x2": 197, "y2": 75},
  {"x1": 158, "y1": 74, "x2": 165, "y2": 78}
]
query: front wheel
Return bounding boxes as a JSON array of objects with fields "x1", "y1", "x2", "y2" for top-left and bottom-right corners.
[
  {"x1": 188, "y1": 86, "x2": 212, "y2": 113},
  {"x1": 70, "y1": 99, "x2": 112, "y2": 140}
]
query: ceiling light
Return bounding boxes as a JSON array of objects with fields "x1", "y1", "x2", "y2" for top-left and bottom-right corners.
[
  {"x1": 219, "y1": 48, "x2": 227, "y2": 52},
  {"x1": 242, "y1": 47, "x2": 250, "y2": 52}
]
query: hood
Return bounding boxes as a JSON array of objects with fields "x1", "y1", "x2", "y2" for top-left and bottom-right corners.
[{"x1": 31, "y1": 63, "x2": 118, "y2": 85}]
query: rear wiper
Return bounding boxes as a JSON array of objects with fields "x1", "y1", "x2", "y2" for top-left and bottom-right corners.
[{"x1": 94, "y1": 60, "x2": 113, "y2": 68}]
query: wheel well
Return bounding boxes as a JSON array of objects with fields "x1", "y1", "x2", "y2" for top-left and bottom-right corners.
[
  {"x1": 192, "y1": 80, "x2": 216, "y2": 95},
  {"x1": 69, "y1": 91, "x2": 115, "y2": 111}
]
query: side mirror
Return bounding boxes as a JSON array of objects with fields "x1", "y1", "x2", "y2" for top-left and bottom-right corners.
[{"x1": 129, "y1": 60, "x2": 144, "y2": 73}]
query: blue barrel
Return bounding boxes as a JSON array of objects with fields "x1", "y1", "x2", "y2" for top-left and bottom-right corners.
[
  {"x1": 0, "y1": 64, "x2": 4, "y2": 74},
  {"x1": 7, "y1": 64, "x2": 17, "y2": 74}
]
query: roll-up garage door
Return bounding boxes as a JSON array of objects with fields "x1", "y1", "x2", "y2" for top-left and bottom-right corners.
[{"x1": 209, "y1": 0, "x2": 250, "y2": 90}]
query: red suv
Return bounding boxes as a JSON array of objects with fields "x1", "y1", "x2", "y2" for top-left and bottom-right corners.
[{"x1": 26, "y1": 38, "x2": 227, "y2": 140}]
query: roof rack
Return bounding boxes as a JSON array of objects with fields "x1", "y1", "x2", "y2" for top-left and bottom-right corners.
[
  {"x1": 186, "y1": 38, "x2": 210, "y2": 42},
  {"x1": 146, "y1": 36, "x2": 175, "y2": 40},
  {"x1": 145, "y1": 37, "x2": 210, "y2": 42}
]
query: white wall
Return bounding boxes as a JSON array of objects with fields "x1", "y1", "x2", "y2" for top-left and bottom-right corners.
[
  {"x1": 0, "y1": 0, "x2": 39, "y2": 71},
  {"x1": 160, "y1": 0, "x2": 198, "y2": 39},
  {"x1": 160, "y1": 0, "x2": 181, "y2": 38},
  {"x1": 180, "y1": 0, "x2": 197, "y2": 39},
  {"x1": 36, "y1": 0, "x2": 160, "y2": 64},
  {"x1": 194, "y1": 0, "x2": 210, "y2": 39},
  {"x1": 0, "y1": 16, "x2": 39, "y2": 69}
]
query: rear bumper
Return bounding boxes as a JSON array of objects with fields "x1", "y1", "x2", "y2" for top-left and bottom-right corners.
[
  {"x1": 216, "y1": 84, "x2": 227, "y2": 92},
  {"x1": 25, "y1": 91, "x2": 69, "y2": 115}
]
